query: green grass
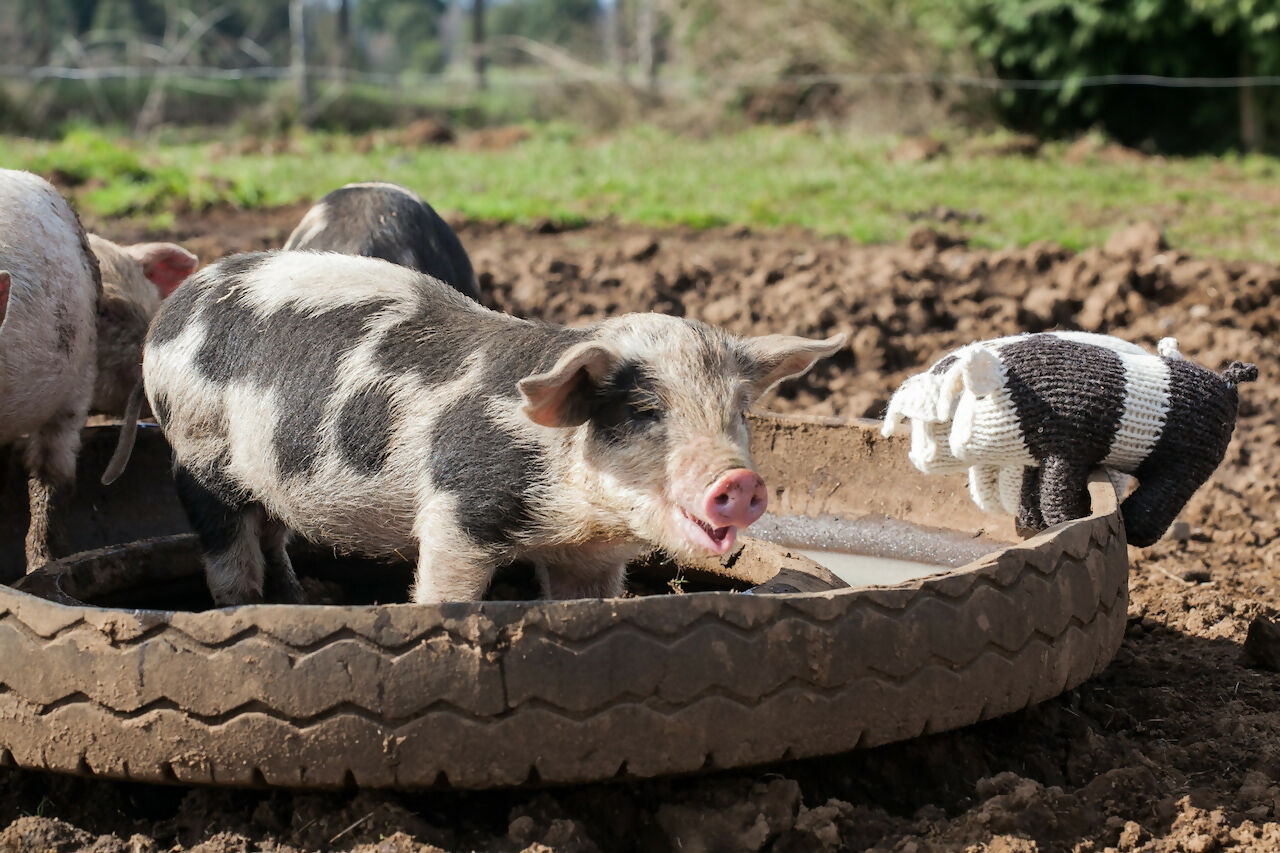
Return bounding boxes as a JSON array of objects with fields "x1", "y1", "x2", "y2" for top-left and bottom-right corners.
[{"x1": 3, "y1": 124, "x2": 1280, "y2": 260}]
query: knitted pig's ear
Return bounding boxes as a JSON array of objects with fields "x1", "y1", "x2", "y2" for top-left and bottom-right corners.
[
  {"x1": 882, "y1": 373, "x2": 944, "y2": 437},
  {"x1": 959, "y1": 346, "x2": 1002, "y2": 397},
  {"x1": 1157, "y1": 337, "x2": 1181, "y2": 359}
]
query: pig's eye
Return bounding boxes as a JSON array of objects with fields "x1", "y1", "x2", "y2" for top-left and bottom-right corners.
[{"x1": 627, "y1": 392, "x2": 664, "y2": 426}]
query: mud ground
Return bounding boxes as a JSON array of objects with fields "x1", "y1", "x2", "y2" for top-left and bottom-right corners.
[{"x1": 2, "y1": 209, "x2": 1279, "y2": 852}]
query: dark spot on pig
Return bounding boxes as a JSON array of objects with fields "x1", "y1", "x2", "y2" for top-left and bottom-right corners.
[
  {"x1": 429, "y1": 395, "x2": 545, "y2": 547},
  {"x1": 147, "y1": 279, "x2": 203, "y2": 346},
  {"x1": 930, "y1": 354, "x2": 959, "y2": 375},
  {"x1": 376, "y1": 291, "x2": 585, "y2": 393},
  {"x1": 53, "y1": 303, "x2": 75, "y2": 355},
  {"x1": 185, "y1": 259, "x2": 392, "y2": 477},
  {"x1": 373, "y1": 287, "x2": 478, "y2": 387},
  {"x1": 174, "y1": 461, "x2": 250, "y2": 556},
  {"x1": 589, "y1": 361, "x2": 666, "y2": 443},
  {"x1": 337, "y1": 385, "x2": 395, "y2": 475},
  {"x1": 291, "y1": 185, "x2": 479, "y2": 300},
  {"x1": 151, "y1": 253, "x2": 267, "y2": 347},
  {"x1": 269, "y1": 301, "x2": 391, "y2": 477}
]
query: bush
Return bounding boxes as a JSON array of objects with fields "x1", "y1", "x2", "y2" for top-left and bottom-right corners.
[{"x1": 964, "y1": 0, "x2": 1280, "y2": 152}]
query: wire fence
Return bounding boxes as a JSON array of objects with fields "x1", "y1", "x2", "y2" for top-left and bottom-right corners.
[
  {"x1": 8, "y1": 65, "x2": 1280, "y2": 90},
  {"x1": 12, "y1": 64, "x2": 1280, "y2": 89}
]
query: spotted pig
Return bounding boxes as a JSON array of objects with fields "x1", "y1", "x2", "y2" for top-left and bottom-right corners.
[{"x1": 143, "y1": 251, "x2": 844, "y2": 605}]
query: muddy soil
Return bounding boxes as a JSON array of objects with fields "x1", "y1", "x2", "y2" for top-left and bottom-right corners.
[{"x1": 2, "y1": 210, "x2": 1279, "y2": 852}]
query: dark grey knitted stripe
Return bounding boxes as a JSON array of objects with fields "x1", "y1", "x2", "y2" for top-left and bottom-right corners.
[
  {"x1": 1133, "y1": 360, "x2": 1238, "y2": 506},
  {"x1": 930, "y1": 354, "x2": 959, "y2": 375},
  {"x1": 999, "y1": 335, "x2": 1127, "y2": 465}
]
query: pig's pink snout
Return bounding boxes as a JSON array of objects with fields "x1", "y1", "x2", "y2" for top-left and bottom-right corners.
[{"x1": 703, "y1": 469, "x2": 767, "y2": 528}]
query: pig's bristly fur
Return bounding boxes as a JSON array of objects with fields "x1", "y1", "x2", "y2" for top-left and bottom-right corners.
[
  {"x1": 145, "y1": 250, "x2": 844, "y2": 604},
  {"x1": 0, "y1": 169, "x2": 101, "y2": 569}
]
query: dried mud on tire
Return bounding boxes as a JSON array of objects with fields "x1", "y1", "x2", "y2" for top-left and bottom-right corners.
[
  {"x1": 3, "y1": 213, "x2": 1280, "y2": 852},
  {"x1": 0, "y1": 417, "x2": 1127, "y2": 791}
]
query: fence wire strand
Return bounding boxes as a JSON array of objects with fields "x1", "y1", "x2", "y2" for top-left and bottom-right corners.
[{"x1": 7, "y1": 65, "x2": 1280, "y2": 90}]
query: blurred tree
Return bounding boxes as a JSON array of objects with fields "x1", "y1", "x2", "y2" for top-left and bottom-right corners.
[
  {"x1": 491, "y1": 0, "x2": 600, "y2": 51},
  {"x1": 90, "y1": 0, "x2": 165, "y2": 36},
  {"x1": 965, "y1": 0, "x2": 1280, "y2": 151},
  {"x1": 357, "y1": 0, "x2": 447, "y2": 72}
]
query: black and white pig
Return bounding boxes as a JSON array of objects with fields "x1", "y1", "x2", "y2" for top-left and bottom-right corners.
[
  {"x1": 144, "y1": 251, "x2": 844, "y2": 605},
  {"x1": 283, "y1": 182, "x2": 480, "y2": 301},
  {"x1": 0, "y1": 169, "x2": 198, "y2": 569}
]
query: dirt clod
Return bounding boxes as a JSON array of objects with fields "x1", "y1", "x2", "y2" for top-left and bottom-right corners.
[
  {"x1": 1106, "y1": 221, "x2": 1168, "y2": 260},
  {"x1": 1241, "y1": 616, "x2": 1280, "y2": 671}
]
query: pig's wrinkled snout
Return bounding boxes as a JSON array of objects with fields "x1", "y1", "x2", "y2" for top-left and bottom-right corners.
[{"x1": 703, "y1": 468, "x2": 767, "y2": 529}]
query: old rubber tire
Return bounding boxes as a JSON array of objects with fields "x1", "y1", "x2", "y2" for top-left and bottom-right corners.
[{"x1": 0, "y1": 416, "x2": 1129, "y2": 789}]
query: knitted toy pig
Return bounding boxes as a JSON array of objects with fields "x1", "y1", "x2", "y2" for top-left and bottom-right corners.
[{"x1": 882, "y1": 332, "x2": 1257, "y2": 547}]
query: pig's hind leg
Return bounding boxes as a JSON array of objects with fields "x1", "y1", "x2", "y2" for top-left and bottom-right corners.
[
  {"x1": 22, "y1": 408, "x2": 83, "y2": 570},
  {"x1": 260, "y1": 518, "x2": 304, "y2": 604},
  {"x1": 173, "y1": 464, "x2": 267, "y2": 606}
]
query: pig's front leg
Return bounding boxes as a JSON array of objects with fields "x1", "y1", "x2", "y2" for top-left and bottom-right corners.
[
  {"x1": 412, "y1": 545, "x2": 496, "y2": 603},
  {"x1": 411, "y1": 504, "x2": 496, "y2": 603},
  {"x1": 1016, "y1": 466, "x2": 1047, "y2": 537},
  {"x1": 1037, "y1": 455, "x2": 1091, "y2": 528},
  {"x1": 532, "y1": 543, "x2": 642, "y2": 600}
]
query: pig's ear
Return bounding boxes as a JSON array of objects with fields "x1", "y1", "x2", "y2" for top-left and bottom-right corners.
[
  {"x1": 124, "y1": 243, "x2": 198, "y2": 297},
  {"x1": 0, "y1": 271, "x2": 9, "y2": 322},
  {"x1": 744, "y1": 333, "x2": 847, "y2": 396},
  {"x1": 518, "y1": 341, "x2": 622, "y2": 428}
]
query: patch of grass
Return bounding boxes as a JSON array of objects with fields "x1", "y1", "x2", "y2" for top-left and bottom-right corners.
[{"x1": 3, "y1": 125, "x2": 1280, "y2": 260}]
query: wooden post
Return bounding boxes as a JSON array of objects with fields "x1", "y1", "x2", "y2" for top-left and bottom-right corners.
[
  {"x1": 443, "y1": 0, "x2": 462, "y2": 71},
  {"x1": 637, "y1": 0, "x2": 656, "y2": 91},
  {"x1": 290, "y1": 0, "x2": 312, "y2": 120},
  {"x1": 1241, "y1": 50, "x2": 1263, "y2": 152},
  {"x1": 604, "y1": 0, "x2": 624, "y2": 81},
  {"x1": 35, "y1": 0, "x2": 51, "y2": 65},
  {"x1": 337, "y1": 0, "x2": 351, "y2": 70},
  {"x1": 472, "y1": 0, "x2": 487, "y2": 90}
]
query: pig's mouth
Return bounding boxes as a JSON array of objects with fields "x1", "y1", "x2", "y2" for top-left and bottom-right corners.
[{"x1": 674, "y1": 507, "x2": 737, "y2": 556}]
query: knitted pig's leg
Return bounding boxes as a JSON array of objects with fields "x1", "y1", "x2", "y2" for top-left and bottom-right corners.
[
  {"x1": 1120, "y1": 475, "x2": 1203, "y2": 548},
  {"x1": 1037, "y1": 456, "x2": 1091, "y2": 527},
  {"x1": 1015, "y1": 467, "x2": 1047, "y2": 537}
]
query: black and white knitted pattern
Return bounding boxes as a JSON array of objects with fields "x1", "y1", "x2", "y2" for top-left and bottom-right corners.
[{"x1": 883, "y1": 333, "x2": 1257, "y2": 547}]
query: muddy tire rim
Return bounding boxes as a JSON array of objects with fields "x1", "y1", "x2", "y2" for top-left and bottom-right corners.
[{"x1": 0, "y1": 415, "x2": 1129, "y2": 789}]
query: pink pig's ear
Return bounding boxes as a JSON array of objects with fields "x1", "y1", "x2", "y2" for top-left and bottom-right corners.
[
  {"x1": 0, "y1": 271, "x2": 10, "y2": 324},
  {"x1": 518, "y1": 341, "x2": 622, "y2": 428},
  {"x1": 124, "y1": 243, "x2": 198, "y2": 297},
  {"x1": 744, "y1": 332, "x2": 848, "y2": 396}
]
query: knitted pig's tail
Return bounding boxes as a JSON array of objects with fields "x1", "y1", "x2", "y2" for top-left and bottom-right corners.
[{"x1": 1221, "y1": 362, "x2": 1259, "y2": 387}]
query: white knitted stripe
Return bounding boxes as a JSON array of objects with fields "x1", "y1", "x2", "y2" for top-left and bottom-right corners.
[
  {"x1": 949, "y1": 341, "x2": 1035, "y2": 467},
  {"x1": 997, "y1": 465, "x2": 1024, "y2": 514},
  {"x1": 910, "y1": 418, "x2": 968, "y2": 474},
  {"x1": 967, "y1": 465, "x2": 1003, "y2": 513},
  {"x1": 1101, "y1": 352, "x2": 1171, "y2": 471}
]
